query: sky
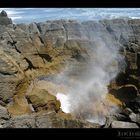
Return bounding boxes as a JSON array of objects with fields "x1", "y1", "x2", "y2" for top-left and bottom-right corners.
[{"x1": 0, "y1": 8, "x2": 140, "y2": 24}]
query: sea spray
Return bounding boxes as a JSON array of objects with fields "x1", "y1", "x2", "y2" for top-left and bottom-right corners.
[{"x1": 55, "y1": 34, "x2": 125, "y2": 125}]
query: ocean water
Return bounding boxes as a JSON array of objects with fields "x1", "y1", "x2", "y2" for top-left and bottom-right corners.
[{"x1": 0, "y1": 8, "x2": 140, "y2": 24}]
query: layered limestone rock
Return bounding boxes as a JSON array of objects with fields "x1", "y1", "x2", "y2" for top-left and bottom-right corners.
[{"x1": 0, "y1": 11, "x2": 140, "y2": 127}]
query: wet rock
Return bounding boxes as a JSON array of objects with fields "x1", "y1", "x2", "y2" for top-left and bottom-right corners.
[
  {"x1": 111, "y1": 120, "x2": 139, "y2": 128},
  {"x1": 127, "y1": 95, "x2": 140, "y2": 113},
  {"x1": 111, "y1": 84, "x2": 139, "y2": 103}
]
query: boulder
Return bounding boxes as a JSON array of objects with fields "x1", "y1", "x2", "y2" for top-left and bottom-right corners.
[
  {"x1": 0, "y1": 11, "x2": 7, "y2": 17},
  {"x1": 26, "y1": 88, "x2": 61, "y2": 112},
  {"x1": 111, "y1": 121, "x2": 139, "y2": 128},
  {"x1": 0, "y1": 10, "x2": 12, "y2": 25}
]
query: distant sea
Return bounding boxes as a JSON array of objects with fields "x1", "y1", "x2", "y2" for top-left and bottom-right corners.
[{"x1": 0, "y1": 8, "x2": 140, "y2": 24}]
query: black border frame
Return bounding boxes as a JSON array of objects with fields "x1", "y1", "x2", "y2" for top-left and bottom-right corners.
[
  {"x1": 0, "y1": 1, "x2": 140, "y2": 139},
  {"x1": 0, "y1": 0, "x2": 140, "y2": 7}
]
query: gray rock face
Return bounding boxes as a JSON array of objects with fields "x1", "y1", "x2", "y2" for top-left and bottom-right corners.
[
  {"x1": 111, "y1": 120, "x2": 139, "y2": 128},
  {"x1": 8, "y1": 19, "x2": 140, "y2": 70}
]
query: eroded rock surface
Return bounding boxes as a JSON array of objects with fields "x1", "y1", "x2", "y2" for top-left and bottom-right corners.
[{"x1": 0, "y1": 11, "x2": 140, "y2": 128}]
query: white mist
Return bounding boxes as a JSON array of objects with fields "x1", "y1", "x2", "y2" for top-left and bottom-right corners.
[
  {"x1": 54, "y1": 28, "x2": 125, "y2": 125},
  {"x1": 56, "y1": 92, "x2": 70, "y2": 113}
]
